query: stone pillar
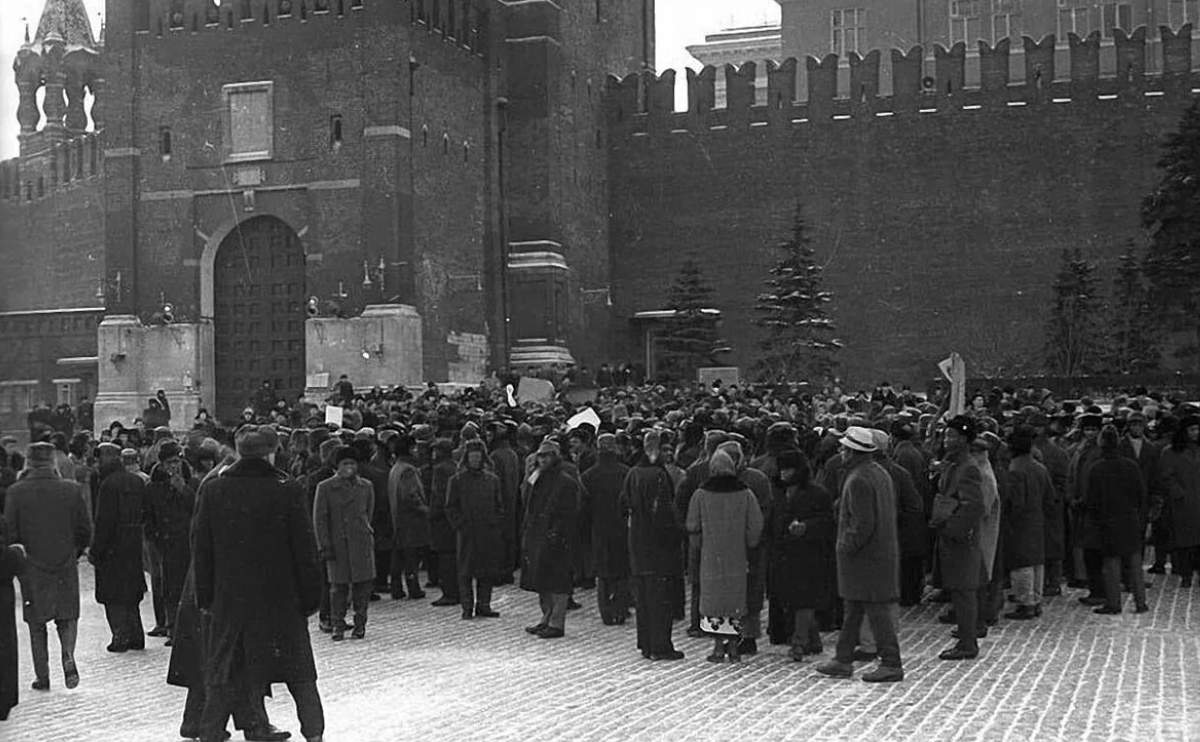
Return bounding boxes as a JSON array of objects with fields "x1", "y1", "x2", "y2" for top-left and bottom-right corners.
[
  {"x1": 93, "y1": 315, "x2": 211, "y2": 434},
  {"x1": 304, "y1": 304, "x2": 423, "y2": 401}
]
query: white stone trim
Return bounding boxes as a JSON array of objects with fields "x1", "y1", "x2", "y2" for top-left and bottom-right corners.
[
  {"x1": 364, "y1": 125, "x2": 412, "y2": 139},
  {"x1": 505, "y1": 36, "x2": 562, "y2": 46},
  {"x1": 104, "y1": 147, "x2": 140, "y2": 158},
  {"x1": 508, "y1": 251, "x2": 568, "y2": 271},
  {"x1": 0, "y1": 306, "x2": 104, "y2": 317}
]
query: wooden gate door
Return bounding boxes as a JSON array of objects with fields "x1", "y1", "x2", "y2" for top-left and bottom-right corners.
[{"x1": 213, "y1": 216, "x2": 306, "y2": 425}]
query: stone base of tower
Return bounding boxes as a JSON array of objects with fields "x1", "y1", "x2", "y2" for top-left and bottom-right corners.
[
  {"x1": 304, "y1": 304, "x2": 424, "y2": 401},
  {"x1": 92, "y1": 315, "x2": 212, "y2": 435}
]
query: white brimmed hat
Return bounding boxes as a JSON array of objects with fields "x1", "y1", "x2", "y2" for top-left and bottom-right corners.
[{"x1": 839, "y1": 426, "x2": 877, "y2": 453}]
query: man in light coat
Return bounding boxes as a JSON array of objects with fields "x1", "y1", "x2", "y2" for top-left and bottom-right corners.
[
  {"x1": 815, "y1": 427, "x2": 904, "y2": 683},
  {"x1": 313, "y1": 446, "x2": 376, "y2": 641}
]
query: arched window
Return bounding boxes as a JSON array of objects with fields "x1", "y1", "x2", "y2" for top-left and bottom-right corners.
[
  {"x1": 160, "y1": 127, "x2": 172, "y2": 158},
  {"x1": 463, "y1": 141, "x2": 470, "y2": 162},
  {"x1": 330, "y1": 114, "x2": 343, "y2": 148},
  {"x1": 442, "y1": 133, "x2": 450, "y2": 154}
]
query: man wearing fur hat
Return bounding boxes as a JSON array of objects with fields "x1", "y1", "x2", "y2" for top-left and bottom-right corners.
[
  {"x1": 1067, "y1": 414, "x2": 1106, "y2": 602},
  {"x1": 929, "y1": 416, "x2": 987, "y2": 661},
  {"x1": 487, "y1": 422, "x2": 522, "y2": 583},
  {"x1": 814, "y1": 427, "x2": 903, "y2": 682},
  {"x1": 145, "y1": 440, "x2": 196, "y2": 644},
  {"x1": 446, "y1": 439, "x2": 505, "y2": 620},
  {"x1": 520, "y1": 440, "x2": 582, "y2": 639},
  {"x1": 313, "y1": 446, "x2": 376, "y2": 641},
  {"x1": 387, "y1": 434, "x2": 432, "y2": 602},
  {"x1": 5, "y1": 442, "x2": 92, "y2": 691}
]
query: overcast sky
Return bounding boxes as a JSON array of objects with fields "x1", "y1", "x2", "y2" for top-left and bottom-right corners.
[{"x1": 0, "y1": 0, "x2": 779, "y2": 160}]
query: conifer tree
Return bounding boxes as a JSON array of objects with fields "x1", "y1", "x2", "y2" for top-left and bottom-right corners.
[
  {"x1": 1103, "y1": 247, "x2": 1160, "y2": 373},
  {"x1": 1142, "y1": 99, "x2": 1200, "y2": 366},
  {"x1": 753, "y1": 204, "x2": 842, "y2": 382},
  {"x1": 1043, "y1": 247, "x2": 1101, "y2": 379},
  {"x1": 656, "y1": 259, "x2": 724, "y2": 383}
]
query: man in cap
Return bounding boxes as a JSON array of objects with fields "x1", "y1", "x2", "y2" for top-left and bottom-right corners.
[
  {"x1": 387, "y1": 434, "x2": 432, "y2": 602},
  {"x1": 487, "y1": 421, "x2": 523, "y2": 584},
  {"x1": 5, "y1": 442, "x2": 92, "y2": 691},
  {"x1": 192, "y1": 426, "x2": 325, "y2": 742},
  {"x1": 1068, "y1": 414, "x2": 1105, "y2": 600},
  {"x1": 929, "y1": 416, "x2": 987, "y2": 661},
  {"x1": 520, "y1": 440, "x2": 582, "y2": 639},
  {"x1": 1118, "y1": 411, "x2": 1164, "y2": 577},
  {"x1": 145, "y1": 440, "x2": 196, "y2": 645},
  {"x1": 815, "y1": 427, "x2": 904, "y2": 682},
  {"x1": 92, "y1": 447, "x2": 149, "y2": 652},
  {"x1": 313, "y1": 446, "x2": 376, "y2": 641}
]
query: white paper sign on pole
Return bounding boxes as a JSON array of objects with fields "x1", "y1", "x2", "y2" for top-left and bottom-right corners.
[{"x1": 324, "y1": 405, "x2": 344, "y2": 427}]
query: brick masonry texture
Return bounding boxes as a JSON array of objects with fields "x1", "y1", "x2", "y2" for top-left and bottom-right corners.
[
  {"x1": 607, "y1": 49, "x2": 1199, "y2": 386},
  {"x1": 3, "y1": 565, "x2": 1198, "y2": 742}
]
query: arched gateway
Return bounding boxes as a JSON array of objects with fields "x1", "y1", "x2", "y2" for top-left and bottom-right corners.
[{"x1": 212, "y1": 216, "x2": 307, "y2": 424}]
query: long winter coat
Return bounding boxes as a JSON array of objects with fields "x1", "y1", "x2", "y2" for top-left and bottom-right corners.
[
  {"x1": 891, "y1": 440, "x2": 931, "y2": 514},
  {"x1": 520, "y1": 462, "x2": 582, "y2": 594},
  {"x1": 836, "y1": 459, "x2": 900, "y2": 603},
  {"x1": 880, "y1": 458, "x2": 928, "y2": 559},
  {"x1": 358, "y1": 460, "x2": 393, "y2": 551},
  {"x1": 445, "y1": 465, "x2": 505, "y2": 579},
  {"x1": 1085, "y1": 451, "x2": 1146, "y2": 557},
  {"x1": 622, "y1": 457, "x2": 685, "y2": 577},
  {"x1": 1034, "y1": 437, "x2": 1069, "y2": 562},
  {"x1": 388, "y1": 459, "x2": 431, "y2": 550},
  {"x1": 313, "y1": 474, "x2": 377, "y2": 585},
  {"x1": 192, "y1": 458, "x2": 322, "y2": 686},
  {"x1": 5, "y1": 469, "x2": 91, "y2": 624},
  {"x1": 0, "y1": 516, "x2": 25, "y2": 721},
  {"x1": 582, "y1": 452, "x2": 631, "y2": 580},
  {"x1": 1004, "y1": 455, "x2": 1050, "y2": 569},
  {"x1": 975, "y1": 453, "x2": 1002, "y2": 580},
  {"x1": 166, "y1": 563, "x2": 204, "y2": 689},
  {"x1": 768, "y1": 481, "x2": 835, "y2": 611},
  {"x1": 1118, "y1": 437, "x2": 1161, "y2": 518},
  {"x1": 428, "y1": 459, "x2": 459, "y2": 554},
  {"x1": 740, "y1": 466, "x2": 773, "y2": 615},
  {"x1": 1160, "y1": 443, "x2": 1200, "y2": 550},
  {"x1": 1069, "y1": 441, "x2": 1104, "y2": 549},
  {"x1": 490, "y1": 443, "x2": 522, "y2": 567},
  {"x1": 686, "y1": 474, "x2": 764, "y2": 618},
  {"x1": 92, "y1": 469, "x2": 148, "y2": 606},
  {"x1": 931, "y1": 451, "x2": 986, "y2": 591}
]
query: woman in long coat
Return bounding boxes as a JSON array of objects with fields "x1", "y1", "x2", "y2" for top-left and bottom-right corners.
[
  {"x1": 1161, "y1": 416, "x2": 1200, "y2": 587},
  {"x1": 1086, "y1": 425, "x2": 1148, "y2": 614},
  {"x1": 686, "y1": 450, "x2": 764, "y2": 663},
  {"x1": 1, "y1": 515, "x2": 27, "y2": 721},
  {"x1": 767, "y1": 449, "x2": 835, "y2": 662},
  {"x1": 446, "y1": 439, "x2": 505, "y2": 619}
]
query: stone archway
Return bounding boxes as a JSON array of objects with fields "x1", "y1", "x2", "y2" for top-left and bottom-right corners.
[{"x1": 212, "y1": 216, "x2": 306, "y2": 424}]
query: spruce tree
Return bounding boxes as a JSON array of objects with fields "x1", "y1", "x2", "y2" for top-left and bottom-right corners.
[
  {"x1": 1104, "y1": 247, "x2": 1160, "y2": 373},
  {"x1": 753, "y1": 204, "x2": 842, "y2": 382},
  {"x1": 656, "y1": 259, "x2": 723, "y2": 383},
  {"x1": 1043, "y1": 247, "x2": 1101, "y2": 379},
  {"x1": 1142, "y1": 99, "x2": 1200, "y2": 366}
]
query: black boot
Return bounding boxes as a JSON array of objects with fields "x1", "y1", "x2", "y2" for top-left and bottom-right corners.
[{"x1": 405, "y1": 574, "x2": 426, "y2": 600}]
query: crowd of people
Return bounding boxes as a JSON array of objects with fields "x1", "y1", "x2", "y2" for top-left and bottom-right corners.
[{"x1": 0, "y1": 376, "x2": 1198, "y2": 740}]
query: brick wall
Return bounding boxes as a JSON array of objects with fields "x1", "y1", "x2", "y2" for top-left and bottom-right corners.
[{"x1": 607, "y1": 40, "x2": 1196, "y2": 388}]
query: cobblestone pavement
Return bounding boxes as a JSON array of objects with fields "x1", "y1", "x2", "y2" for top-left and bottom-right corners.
[{"x1": 4, "y1": 565, "x2": 1198, "y2": 742}]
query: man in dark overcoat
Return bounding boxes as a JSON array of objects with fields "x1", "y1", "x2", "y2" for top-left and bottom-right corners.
[
  {"x1": 145, "y1": 440, "x2": 196, "y2": 644},
  {"x1": 446, "y1": 439, "x2": 505, "y2": 619},
  {"x1": 582, "y1": 434, "x2": 632, "y2": 625},
  {"x1": 1032, "y1": 415, "x2": 1069, "y2": 595},
  {"x1": 520, "y1": 440, "x2": 582, "y2": 639},
  {"x1": 929, "y1": 417, "x2": 987, "y2": 661},
  {"x1": 388, "y1": 434, "x2": 431, "y2": 602},
  {"x1": 1118, "y1": 411, "x2": 1162, "y2": 573},
  {"x1": 1087, "y1": 425, "x2": 1148, "y2": 614},
  {"x1": 1002, "y1": 426, "x2": 1050, "y2": 620},
  {"x1": 427, "y1": 439, "x2": 461, "y2": 607},
  {"x1": 192, "y1": 426, "x2": 325, "y2": 742},
  {"x1": 5, "y1": 442, "x2": 91, "y2": 691},
  {"x1": 622, "y1": 429, "x2": 685, "y2": 660},
  {"x1": 488, "y1": 422, "x2": 522, "y2": 584},
  {"x1": 1, "y1": 516, "x2": 27, "y2": 720},
  {"x1": 92, "y1": 458, "x2": 148, "y2": 651}
]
